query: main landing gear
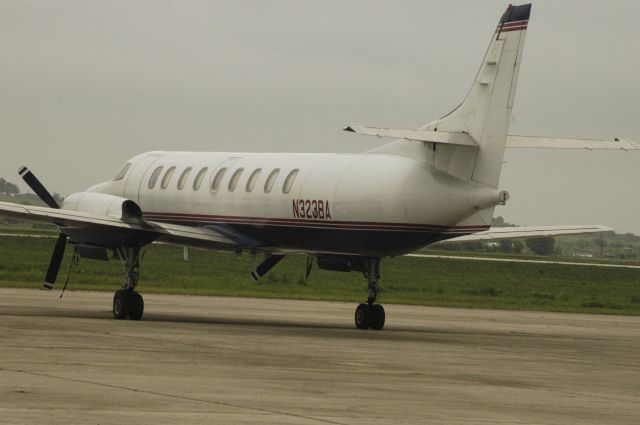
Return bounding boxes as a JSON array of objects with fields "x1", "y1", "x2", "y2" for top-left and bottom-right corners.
[
  {"x1": 112, "y1": 246, "x2": 144, "y2": 320},
  {"x1": 354, "y1": 257, "x2": 385, "y2": 330}
]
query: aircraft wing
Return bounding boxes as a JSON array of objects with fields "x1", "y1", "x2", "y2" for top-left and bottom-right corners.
[
  {"x1": 438, "y1": 225, "x2": 614, "y2": 243},
  {"x1": 0, "y1": 201, "x2": 244, "y2": 251}
]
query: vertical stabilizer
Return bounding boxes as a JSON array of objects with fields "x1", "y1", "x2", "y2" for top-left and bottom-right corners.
[{"x1": 422, "y1": 4, "x2": 531, "y2": 187}]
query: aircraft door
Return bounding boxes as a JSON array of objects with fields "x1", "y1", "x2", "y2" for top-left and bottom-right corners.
[{"x1": 122, "y1": 154, "x2": 162, "y2": 202}]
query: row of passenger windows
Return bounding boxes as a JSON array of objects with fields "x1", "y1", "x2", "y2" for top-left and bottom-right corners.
[{"x1": 146, "y1": 165, "x2": 299, "y2": 194}]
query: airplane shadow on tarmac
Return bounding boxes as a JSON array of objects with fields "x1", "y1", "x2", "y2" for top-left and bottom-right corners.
[{"x1": 0, "y1": 303, "x2": 514, "y2": 344}]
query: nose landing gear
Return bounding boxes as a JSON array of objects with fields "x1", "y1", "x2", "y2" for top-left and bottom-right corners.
[{"x1": 112, "y1": 246, "x2": 145, "y2": 320}]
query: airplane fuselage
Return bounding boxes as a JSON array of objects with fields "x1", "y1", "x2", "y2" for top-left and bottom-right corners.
[{"x1": 87, "y1": 150, "x2": 500, "y2": 257}]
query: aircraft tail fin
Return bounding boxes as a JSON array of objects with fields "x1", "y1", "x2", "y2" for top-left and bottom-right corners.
[{"x1": 422, "y1": 3, "x2": 531, "y2": 187}]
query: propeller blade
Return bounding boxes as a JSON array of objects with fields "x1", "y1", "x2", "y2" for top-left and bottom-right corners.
[
  {"x1": 251, "y1": 254, "x2": 285, "y2": 281},
  {"x1": 18, "y1": 166, "x2": 60, "y2": 209},
  {"x1": 44, "y1": 234, "x2": 67, "y2": 289},
  {"x1": 305, "y1": 256, "x2": 314, "y2": 280}
]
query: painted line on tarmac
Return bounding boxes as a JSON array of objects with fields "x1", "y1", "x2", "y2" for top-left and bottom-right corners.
[{"x1": 407, "y1": 253, "x2": 640, "y2": 269}]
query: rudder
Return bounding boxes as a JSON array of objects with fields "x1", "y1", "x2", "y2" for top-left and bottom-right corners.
[{"x1": 422, "y1": 4, "x2": 531, "y2": 187}]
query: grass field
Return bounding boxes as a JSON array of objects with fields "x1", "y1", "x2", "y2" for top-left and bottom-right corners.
[{"x1": 1, "y1": 235, "x2": 639, "y2": 315}]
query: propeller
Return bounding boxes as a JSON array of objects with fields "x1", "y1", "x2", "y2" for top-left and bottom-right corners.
[
  {"x1": 19, "y1": 166, "x2": 66, "y2": 290},
  {"x1": 44, "y1": 234, "x2": 67, "y2": 289},
  {"x1": 18, "y1": 166, "x2": 60, "y2": 209}
]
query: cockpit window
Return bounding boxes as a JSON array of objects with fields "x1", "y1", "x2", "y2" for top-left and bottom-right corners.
[{"x1": 113, "y1": 163, "x2": 131, "y2": 181}]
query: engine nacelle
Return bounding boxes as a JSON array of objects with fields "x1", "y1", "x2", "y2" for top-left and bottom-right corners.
[
  {"x1": 61, "y1": 192, "x2": 143, "y2": 223},
  {"x1": 59, "y1": 192, "x2": 155, "y2": 248}
]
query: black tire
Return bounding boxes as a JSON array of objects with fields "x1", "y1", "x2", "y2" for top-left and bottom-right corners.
[
  {"x1": 128, "y1": 292, "x2": 144, "y2": 320},
  {"x1": 370, "y1": 304, "x2": 385, "y2": 330},
  {"x1": 113, "y1": 289, "x2": 130, "y2": 320},
  {"x1": 355, "y1": 303, "x2": 371, "y2": 329}
]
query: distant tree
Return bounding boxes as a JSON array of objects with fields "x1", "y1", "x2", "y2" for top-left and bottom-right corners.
[
  {"x1": 497, "y1": 239, "x2": 525, "y2": 254},
  {"x1": 497, "y1": 240, "x2": 513, "y2": 253},
  {"x1": 610, "y1": 241, "x2": 624, "y2": 258},
  {"x1": 526, "y1": 236, "x2": 555, "y2": 256},
  {"x1": 512, "y1": 240, "x2": 525, "y2": 254},
  {"x1": 53, "y1": 193, "x2": 64, "y2": 205},
  {"x1": 491, "y1": 216, "x2": 518, "y2": 228},
  {"x1": 460, "y1": 242, "x2": 484, "y2": 252},
  {"x1": 4, "y1": 182, "x2": 19, "y2": 195},
  {"x1": 0, "y1": 178, "x2": 5, "y2": 194}
]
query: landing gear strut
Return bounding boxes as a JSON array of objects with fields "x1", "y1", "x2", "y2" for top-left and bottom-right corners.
[
  {"x1": 112, "y1": 246, "x2": 144, "y2": 320},
  {"x1": 354, "y1": 257, "x2": 385, "y2": 330}
]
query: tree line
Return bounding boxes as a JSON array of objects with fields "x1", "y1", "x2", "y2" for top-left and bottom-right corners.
[{"x1": 0, "y1": 178, "x2": 20, "y2": 196}]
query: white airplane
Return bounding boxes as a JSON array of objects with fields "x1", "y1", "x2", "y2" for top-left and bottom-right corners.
[{"x1": 0, "y1": 3, "x2": 631, "y2": 330}]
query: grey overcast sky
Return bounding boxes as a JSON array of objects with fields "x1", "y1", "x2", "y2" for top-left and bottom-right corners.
[{"x1": 1, "y1": 0, "x2": 639, "y2": 233}]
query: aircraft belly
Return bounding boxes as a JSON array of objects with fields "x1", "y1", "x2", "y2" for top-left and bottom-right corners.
[
  {"x1": 142, "y1": 215, "x2": 462, "y2": 256},
  {"x1": 220, "y1": 223, "x2": 454, "y2": 256}
]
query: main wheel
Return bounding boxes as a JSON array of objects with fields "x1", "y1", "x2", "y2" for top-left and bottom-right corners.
[
  {"x1": 355, "y1": 303, "x2": 371, "y2": 329},
  {"x1": 370, "y1": 304, "x2": 385, "y2": 330},
  {"x1": 113, "y1": 289, "x2": 130, "y2": 320},
  {"x1": 128, "y1": 292, "x2": 144, "y2": 320}
]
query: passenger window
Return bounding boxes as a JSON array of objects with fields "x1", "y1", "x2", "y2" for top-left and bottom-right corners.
[
  {"x1": 246, "y1": 168, "x2": 262, "y2": 192},
  {"x1": 211, "y1": 167, "x2": 227, "y2": 193},
  {"x1": 161, "y1": 166, "x2": 176, "y2": 189},
  {"x1": 148, "y1": 166, "x2": 163, "y2": 189},
  {"x1": 228, "y1": 168, "x2": 244, "y2": 192},
  {"x1": 282, "y1": 169, "x2": 299, "y2": 194},
  {"x1": 264, "y1": 168, "x2": 280, "y2": 193},
  {"x1": 177, "y1": 167, "x2": 192, "y2": 190},
  {"x1": 113, "y1": 163, "x2": 131, "y2": 181},
  {"x1": 192, "y1": 167, "x2": 208, "y2": 190}
]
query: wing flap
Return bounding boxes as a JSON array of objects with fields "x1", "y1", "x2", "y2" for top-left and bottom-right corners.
[{"x1": 440, "y1": 225, "x2": 613, "y2": 243}]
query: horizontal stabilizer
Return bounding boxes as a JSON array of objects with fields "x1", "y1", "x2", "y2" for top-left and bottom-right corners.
[
  {"x1": 438, "y1": 225, "x2": 613, "y2": 244},
  {"x1": 343, "y1": 124, "x2": 478, "y2": 147},
  {"x1": 506, "y1": 136, "x2": 640, "y2": 150},
  {"x1": 345, "y1": 125, "x2": 639, "y2": 151}
]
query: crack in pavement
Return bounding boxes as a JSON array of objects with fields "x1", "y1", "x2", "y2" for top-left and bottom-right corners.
[{"x1": 2, "y1": 368, "x2": 347, "y2": 425}]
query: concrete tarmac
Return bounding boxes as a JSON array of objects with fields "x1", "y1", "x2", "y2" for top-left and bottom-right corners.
[{"x1": 0, "y1": 288, "x2": 638, "y2": 425}]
